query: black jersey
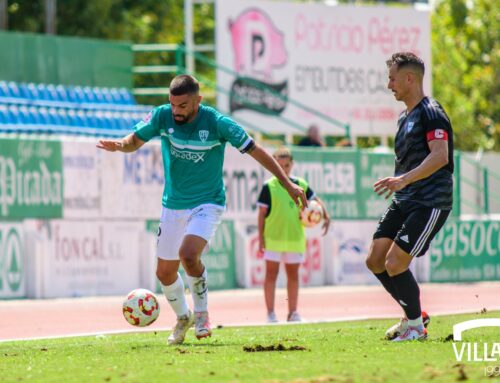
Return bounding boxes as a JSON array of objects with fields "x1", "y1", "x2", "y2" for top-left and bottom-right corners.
[{"x1": 393, "y1": 96, "x2": 454, "y2": 210}]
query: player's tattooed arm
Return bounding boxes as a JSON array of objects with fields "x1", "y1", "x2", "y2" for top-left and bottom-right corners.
[{"x1": 97, "y1": 133, "x2": 145, "y2": 153}]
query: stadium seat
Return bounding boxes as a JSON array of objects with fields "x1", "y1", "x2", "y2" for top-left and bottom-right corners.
[
  {"x1": 36, "y1": 83, "x2": 50, "y2": 101},
  {"x1": 18, "y1": 105, "x2": 34, "y2": 124},
  {"x1": 46, "y1": 84, "x2": 59, "y2": 101},
  {"x1": 55, "y1": 85, "x2": 69, "y2": 102},
  {"x1": 18, "y1": 83, "x2": 31, "y2": 99},
  {"x1": 7, "y1": 105, "x2": 21, "y2": 123},
  {"x1": 47, "y1": 108, "x2": 63, "y2": 125},
  {"x1": 0, "y1": 81, "x2": 8, "y2": 97},
  {"x1": 0, "y1": 104, "x2": 8, "y2": 123},
  {"x1": 70, "y1": 86, "x2": 86, "y2": 103},
  {"x1": 118, "y1": 87, "x2": 135, "y2": 104},
  {"x1": 82, "y1": 86, "x2": 96, "y2": 103},
  {"x1": 7, "y1": 82, "x2": 21, "y2": 98},
  {"x1": 57, "y1": 108, "x2": 71, "y2": 126},
  {"x1": 100, "y1": 87, "x2": 115, "y2": 104}
]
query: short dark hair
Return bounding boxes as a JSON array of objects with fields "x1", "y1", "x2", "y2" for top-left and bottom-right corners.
[
  {"x1": 386, "y1": 52, "x2": 425, "y2": 75},
  {"x1": 169, "y1": 75, "x2": 200, "y2": 96}
]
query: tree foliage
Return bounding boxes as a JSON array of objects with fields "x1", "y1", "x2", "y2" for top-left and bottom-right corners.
[{"x1": 431, "y1": 0, "x2": 499, "y2": 151}]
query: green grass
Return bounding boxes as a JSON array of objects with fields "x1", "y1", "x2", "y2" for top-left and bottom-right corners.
[{"x1": 1, "y1": 311, "x2": 499, "y2": 383}]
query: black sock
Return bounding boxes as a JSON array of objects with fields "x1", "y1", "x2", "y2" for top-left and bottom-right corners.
[
  {"x1": 374, "y1": 270, "x2": 400, "y2": 303},
  {"x1": 390, "y1": 269, "x2": 421, "y2": 320}
]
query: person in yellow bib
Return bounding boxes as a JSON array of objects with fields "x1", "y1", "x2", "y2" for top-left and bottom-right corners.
[{"x1": 257, "y1": 147, "x2": 330, "y2": 323}]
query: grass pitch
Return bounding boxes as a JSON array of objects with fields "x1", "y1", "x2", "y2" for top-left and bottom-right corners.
[{"x1": 1, "y1": 311, "x2": 499, "y2": 383}]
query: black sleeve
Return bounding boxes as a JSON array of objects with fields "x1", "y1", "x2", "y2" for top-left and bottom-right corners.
[
  {"x1": 421, "y1": 107, "x2": 451, "y2": 135},
  {"x1": 257, "y1": 184, "x2": 271, "y2": 207},
  {"x1": 305, "y1": 185, "x2": 315, "y2": 200}
]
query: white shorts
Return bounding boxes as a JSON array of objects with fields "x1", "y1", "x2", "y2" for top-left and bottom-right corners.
[
  {"x1": 156, "y1": 203, "x2": 225, "y2": 261},
  {"x1": 263, "y1": 251, "x2": 304, "y2": 264}
]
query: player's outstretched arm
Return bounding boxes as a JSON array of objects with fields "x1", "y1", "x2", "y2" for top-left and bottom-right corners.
[
  {"x1": 96, "y1": 133, "x2": 145, "y2": 153},
  {"x1": 248, "y1": 143, "x2": 308, "y2": 209}
]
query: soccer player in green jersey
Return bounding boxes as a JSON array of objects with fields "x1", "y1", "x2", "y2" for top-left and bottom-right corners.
[
  {"x1": 257, "y1": 147, "x2": 329, "y2": 323},
  {"x1": 97, "y1": 75, "x2": 307, "y2": 345}
]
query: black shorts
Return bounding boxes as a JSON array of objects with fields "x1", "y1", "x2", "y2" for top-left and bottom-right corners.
[{"x1": 373, "y1": 200, "x2": 450, "y2": 257}]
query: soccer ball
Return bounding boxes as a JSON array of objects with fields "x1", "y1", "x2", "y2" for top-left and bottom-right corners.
[
  {"x1": 301, "y1": 200, "x2": 323, "y2": 228},
  {"x1": 122, "y1": 288, "x2": 160, "y2": 327}
]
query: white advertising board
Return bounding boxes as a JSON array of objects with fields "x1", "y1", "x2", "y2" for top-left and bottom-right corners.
[
  {"x1": 100, "y1": 143, "x2": 164, "y2": 219},
  {"x1": 0, "y1": 223, "x2": 25, "y2": 298},
  {"x1": 62, "y1": 140, "x2": 101, "y2": 218},
  {"x1": 216, "y1": 0, "x2": 431, "y2": 137},
  {"x1": 24, "y1": 220, "x2": 144, "y2": 298}
]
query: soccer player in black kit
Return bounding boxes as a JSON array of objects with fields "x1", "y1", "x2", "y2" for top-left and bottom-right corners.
[{"x1": 366, "y1": 52, "x2": 454, "y2": 341}]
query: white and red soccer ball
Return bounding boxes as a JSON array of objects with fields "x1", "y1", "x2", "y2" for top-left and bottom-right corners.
[
  {"x1": 122, "y1": 288, "x2": 160, "y2": 327},
  {"x1": 300, "y1": 200, "x2": 324, "y2": 228}
]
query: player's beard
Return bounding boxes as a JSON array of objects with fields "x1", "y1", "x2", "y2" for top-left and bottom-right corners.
[{"x1": 173, "y1": 111, "x2": 194, "y2": 125}]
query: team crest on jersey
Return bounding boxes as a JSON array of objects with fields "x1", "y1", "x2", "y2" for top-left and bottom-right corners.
[
  {"x1": 199, "y1": 130, "x2": 209, "y2": 142},
  {"x1": 406, "y1": 122, "x2": 414, "y2": 133}
]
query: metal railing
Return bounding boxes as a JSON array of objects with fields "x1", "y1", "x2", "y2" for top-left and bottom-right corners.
[{"x1": 455, "y1": 151, "x2": 500, "y2": 216}]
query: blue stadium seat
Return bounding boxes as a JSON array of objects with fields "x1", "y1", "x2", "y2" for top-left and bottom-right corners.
[
  {"x1": 118, "y1": 87, "x2": 135, "y2": 104},
  {"x1": 69, "y1": 86, "x2": 86, "y2": 103},
  {"x1": 100, "y1": 87, "x2": 114, "y2": 104},
  {"x1": 55, "y1": 85, "x2": 69, "y2": 102},
  {"x1": 7, "y1": 82, "x2": 21, "y2": 98},
  {"x1": 27, "y1": 106, "x2": 42, "y2": 125},
  {"x1": 109, "y1": 88, "x2": 122, "y2": 104},
  {"x1": 82, "y1": 86, "x2": 96, "y2": 103},
  {"x1": 57, "y1": 108, "x2": 71, "y2": 125},
  {"x1": 18, "y1": 105, "x2": 34, "y2": 124},
  {"x1": 47, "y1": 108, "x2": 63, "y2": 125},
  {"x1": 18, "y1": 83, "x2": 31, "y2": 99},
  {"x1": 0, "y1": 105, "x2": 8, "y2": 123},
  {"x1": 37, "y1": 107, "x2": 51, "y2": 125},
  {"x1": 26, "y1": 83, "x2": 40, "y2": 100},
  {"x1": 92, "y1": 87, "x2": 105, "y2": 104},
  {"x1": 36, "y1": 84, "x2": 50, "y2": 101},
  {"x1": 0, "y1": 81, "x2": 8, "y2": 97},
  {"x1": 46, "y1": 84, "x2": 59, "y2": 101},
  {"x1": 7, "y1": 105, "x2": 20, "y2": 123}
]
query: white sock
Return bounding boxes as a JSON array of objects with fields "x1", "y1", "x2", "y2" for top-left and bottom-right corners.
[
  {"x1": 186, "y1": 268, "x2": 208, "y2": 313},
  {"x1": 408, "y1": 316, "x2": 424, "y2": 329},
  {"x1": 161, "y1": 273, "x2": 190, "y2": 318}
]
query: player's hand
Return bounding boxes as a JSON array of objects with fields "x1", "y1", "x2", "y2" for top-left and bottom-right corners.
[
  {"x1": 373, "y1": 176, "x2": 409, "y2": 199},
  {"x1": 286, "y1": 183, "x2": 308, "y2": 209},
  {"x1": 257, "y1": 237, "x2": 265, "y2": 256},
  {"x1": 96, "y1": 139, "x2": 123, "y2": 152},
  {"x1": 321, "y1": 213, "x2": 331, "y2": 236}
]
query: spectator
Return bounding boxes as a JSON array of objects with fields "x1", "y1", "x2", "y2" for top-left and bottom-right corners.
[{"x1": 298, "y1": 124, "x2": 325, "y2": 147}]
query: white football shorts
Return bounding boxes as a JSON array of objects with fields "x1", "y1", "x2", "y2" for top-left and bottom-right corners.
[
  {"x1": 156, "y1": 203, "x2": 225, "y2": 260},
  {"x1": 263, "y1": 251, "x2": 304, "y2": 264}
]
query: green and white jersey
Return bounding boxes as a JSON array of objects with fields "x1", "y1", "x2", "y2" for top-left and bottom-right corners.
[{"x1": 134, "y1": 104, "x2": 254, "y2": 209}]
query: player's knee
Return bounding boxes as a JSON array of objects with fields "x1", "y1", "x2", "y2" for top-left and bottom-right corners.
[
  {"x1": 156, "y1": 268, "x2": 177, "y2": 286},
  {"x1": 179, "y1": 247, "x2": 199, "y2": 269},
  {"x1": 366, "y1": 253, "x2": 384, "y2": 273},
  {"x1": 385, "y1": 257, "x2": 404, "y2": 277}
]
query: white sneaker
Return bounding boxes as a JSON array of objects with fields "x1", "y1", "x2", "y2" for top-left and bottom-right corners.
[
  {"x1": 287, "y1": 311, "x2": 302, "y2": 322},
  {"x1": 385, "y1": 317, "x2": 408, "y2": 340},
  {"x1": 385, "y1": 312, "x2": 430, "y2": 340},
  {"x1": 167, "y1": 311, "x2": 194, "y2": 345},
  {"x1": 267, "y1": 312, "x2": 278, "y2": 323},
  {"x1": 194, "y1": 311, "x2": 212, "y2": 339},
  {"x1": 391, "y1": 326, "x2": 427, "y2": 342}
]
